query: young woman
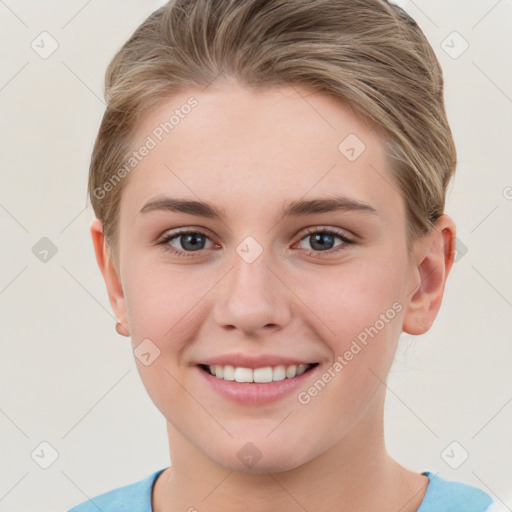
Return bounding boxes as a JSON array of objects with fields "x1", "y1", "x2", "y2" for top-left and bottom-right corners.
[{"x1": 68, "y1": 0, "x2": 495, "y2": 510}]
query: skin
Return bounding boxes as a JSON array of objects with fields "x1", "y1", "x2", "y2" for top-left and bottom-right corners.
[{"x1": 91, "y1": 80, "x2": 456, "y2": 512}]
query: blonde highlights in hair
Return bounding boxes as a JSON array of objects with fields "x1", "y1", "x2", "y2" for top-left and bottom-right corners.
[{"x1": 89, "y1": 0, "x2": 456, "y2": 263}]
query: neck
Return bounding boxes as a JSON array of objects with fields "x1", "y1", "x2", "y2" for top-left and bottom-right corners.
[{"x1": 153, "y1": 397, "x2": 428, "y2": 512}]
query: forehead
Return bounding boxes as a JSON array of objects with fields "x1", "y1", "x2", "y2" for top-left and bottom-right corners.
[{"x1": 120, "y1": 83, "x2": 403, "y2": 224}]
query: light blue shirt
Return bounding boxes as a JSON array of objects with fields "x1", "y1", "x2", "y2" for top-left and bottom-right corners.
[{"x1": 67, "y1": 469, "x2": 494, "y2": 511}]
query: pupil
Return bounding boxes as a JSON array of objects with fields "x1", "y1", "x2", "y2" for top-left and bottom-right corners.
[
  {"x1": 182, "y1": 233, "x2": 204, "y2": 251},
  {"x1": 310, "y1": 233, "x2": 334, "y2": 251}
]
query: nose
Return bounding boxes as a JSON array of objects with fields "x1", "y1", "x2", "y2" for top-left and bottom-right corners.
[{"x1": 213, "y1": 249, "x2": 292, "y2": 337}]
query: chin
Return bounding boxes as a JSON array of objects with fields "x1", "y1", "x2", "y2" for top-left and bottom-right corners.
[{"x1": 210, "y1": 442, "x2": 310, "y2": 475}]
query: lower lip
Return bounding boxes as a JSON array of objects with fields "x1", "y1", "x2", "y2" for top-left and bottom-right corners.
[{"x1": 195, "y1": 365, "x2": 320, "y2": 406}]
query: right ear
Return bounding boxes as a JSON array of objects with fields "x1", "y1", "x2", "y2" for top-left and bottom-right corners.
[{"x1": 90, "y1": 218, "x2": 129, "y2": 335}]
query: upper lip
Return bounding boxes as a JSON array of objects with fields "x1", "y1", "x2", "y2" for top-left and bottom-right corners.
[{"x1": 197, "y1": 353, "x2": 318, "y2": 369}]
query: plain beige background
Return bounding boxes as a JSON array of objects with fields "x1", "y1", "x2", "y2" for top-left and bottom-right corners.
[{"x1": 0, "y1": 1, "x2": 511, "y2": 511}]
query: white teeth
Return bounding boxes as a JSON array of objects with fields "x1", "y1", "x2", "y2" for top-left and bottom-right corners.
[
  {"x1": 222, "y1": 365, "x2": 235, "y2": 381},
  {"x1": 286, "y1": 365, "x2": 297, "y2": 378},
  {"x1": 234, "y1": 367, "x2": 253, "y2": 382},
  {"x1": 296, "y1": 364, "x2": 308, "y2": 376},
  {"x1": 253, "y1": 367, "x2": 273, "y2": 383},
  {"x1": 272, "y1": 365, "x2": 286, "y2": 381},
  {"x1": 205, "y1": 363, "x2": 314, "y2": 383}
]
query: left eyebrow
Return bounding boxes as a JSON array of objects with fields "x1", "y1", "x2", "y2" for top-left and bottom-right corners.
[
  {"x1": 139, "y1": 194, "x2": 379, "y2": 219},
  {"x1": 281, "y1": 195, "x2": 379, "y2": 217}
]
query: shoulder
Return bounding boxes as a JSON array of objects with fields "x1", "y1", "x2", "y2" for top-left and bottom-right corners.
[
  {"x1": 418, "y1": 471, "x2": 494, "y2": 512},
  {"x1": 66, "y1": 468, "x2": 167, "y2": 512}
]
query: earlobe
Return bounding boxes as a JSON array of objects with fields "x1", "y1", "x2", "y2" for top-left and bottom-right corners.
[
  {"x1": 90, "y1": 218, "x2": 130, "y2": 336},
  {"x1": 402, "y1": 215, "x2": 456, "y2": 335}
]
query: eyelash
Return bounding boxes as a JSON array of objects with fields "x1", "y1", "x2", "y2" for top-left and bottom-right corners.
[{"x1": 157, "y1": 227, "x2": 355, "y2": 259}]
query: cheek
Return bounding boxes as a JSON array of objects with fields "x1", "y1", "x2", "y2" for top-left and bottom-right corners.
[
  {"x1": 301, "y1": 255, "x2": 406, "y2": 343},
  {"x1": 122, "y1": 262, "x2": 205, "y2": 414},
  {"x1": 295, "y1": 255, "x2": 406, "y2": 399},
  {"x1": 290, "y1": 270, "x2": 404, "y2": 436},
  {"x1": 122, "y1": 260, "x2": 219, "y2": 410},
  {"x1": 123, "y1": 257, "x2": 203, "y2": 338}
]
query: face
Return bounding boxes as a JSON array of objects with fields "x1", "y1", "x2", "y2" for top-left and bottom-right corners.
[{"x1": 94, "y1": 82, "x2": 446, "y2": 474}]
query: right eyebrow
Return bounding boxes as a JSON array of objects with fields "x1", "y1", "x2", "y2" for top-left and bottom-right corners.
[{"x1": 139, "y1": 197, "x2": 227, "y2": 219}]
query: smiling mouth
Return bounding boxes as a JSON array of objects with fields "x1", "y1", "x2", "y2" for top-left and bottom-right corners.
[{"x1": 198, "y1": 363, "x2": 319, "y2": 383}]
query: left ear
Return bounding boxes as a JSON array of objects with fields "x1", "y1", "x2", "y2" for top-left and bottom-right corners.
[{"x1": 402, "y1": 214, "x2": 457, "y2": 335}]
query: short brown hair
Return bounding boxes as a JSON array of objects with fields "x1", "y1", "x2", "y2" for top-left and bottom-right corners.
[{"x1": 89, "y1": 0, "x2": 456, "y2": 264}]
